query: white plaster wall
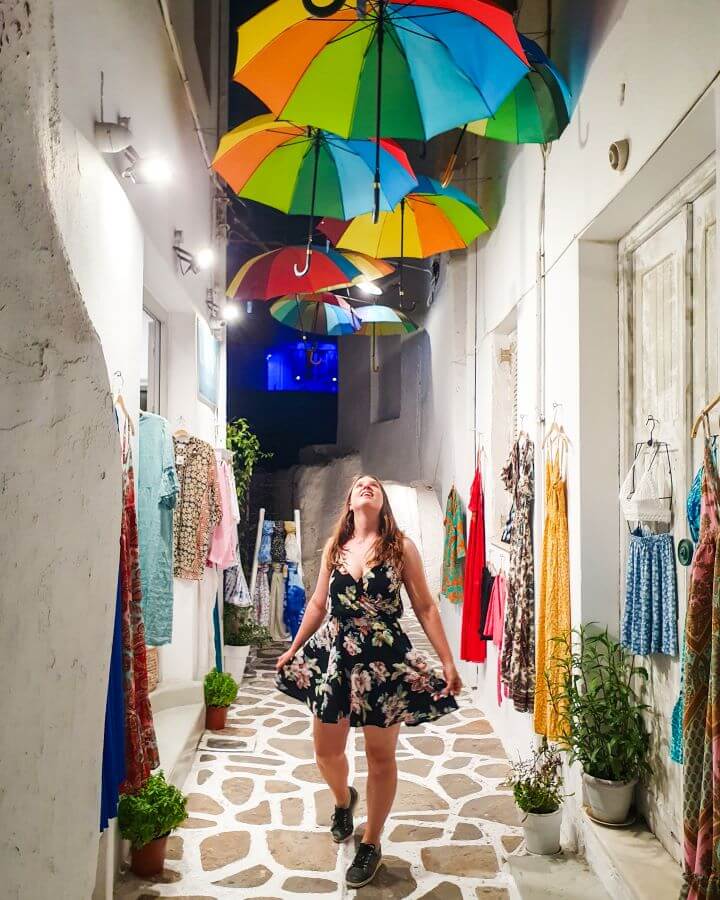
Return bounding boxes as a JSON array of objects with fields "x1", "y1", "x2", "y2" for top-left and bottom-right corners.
[{"x1": 0, "y1": 5, "x2": 120, "y2": 898}]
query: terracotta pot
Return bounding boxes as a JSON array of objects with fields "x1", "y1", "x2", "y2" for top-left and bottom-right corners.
[
  {"x1": 206, "y1": 705, "x2": 228, "y2": 731},
  {"x1": 130, "y1": 835, "x2": 168, "y2": 877}
]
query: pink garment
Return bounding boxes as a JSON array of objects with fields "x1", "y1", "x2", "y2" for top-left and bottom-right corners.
[
  {"x1": 207, "y1": 455, "x2": 240, "y2": 569},
  {"x1": 483, "y1": 572, "x2": 507, "y2": 707}
]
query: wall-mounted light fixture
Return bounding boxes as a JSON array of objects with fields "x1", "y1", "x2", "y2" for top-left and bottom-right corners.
[
  {"x1": 173, "y1": 229, "x2": 215, "y2": 276},
  {"x1": 121, "y1": 147, "x2": 172, "y2": 185},
  {"x1": 357, "y1": 280, "x2": 383, "y2": 296}
]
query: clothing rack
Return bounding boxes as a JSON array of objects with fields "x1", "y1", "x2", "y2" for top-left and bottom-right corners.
[{"x1": 249, "y1": 507, "x2": 304, "y2": 597}]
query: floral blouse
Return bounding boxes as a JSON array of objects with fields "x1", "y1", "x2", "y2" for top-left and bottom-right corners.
[{"x1": 173, "y1": 435, "x2": 222, "y2": 580}]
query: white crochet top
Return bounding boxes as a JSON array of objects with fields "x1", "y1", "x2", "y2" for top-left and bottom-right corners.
[{"x1": 619, "y1": 444, "x2": 673, "y2": 526}]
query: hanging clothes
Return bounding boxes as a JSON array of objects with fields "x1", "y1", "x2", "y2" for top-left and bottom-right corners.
[
  {"x1": 254, "y1": 564, "x2": 271, "y2": 627},
  {"x1": 478, "y1": 566, "x2": 495, "y2": 639},
  {"x1": 100, "y1": 573, "x2": 126, "y2": 830},
  {"x1": 268, "y1": 563, "x2": 290, "y2": 641},
  {"x1": 285, "y1": 526, "x2": 301, "y2": 565},
  {"x1": 120, "y1": 423, "x2": 159, "y2": 793},
  {"x1": 208, "y1": 453, "x2": 240, "y2": 569},
  {"x1": 483, "y1": 571, "x2": 507, "y2": 707},
  {"x1": 500, "y1": 435, "x2": 535, "y2": 714},
  {"x1": 441, "y1": 486, "x2": 466, "y2": 603},
  {"x1": 224, "y1": 563, "x2": 252, "y2": 609},
  {"x1": 534, "y1": 447, "x2": 571, "y2": 739},
  {"x1": 688, "y1": 439, "x2": 718, "y2": 545},
  {"x1": 682, "y1": 425, "x2": 720, "y2": 898},
  {"x1": 173, "y1": 435, "x2": 222, "y2": 580},
  {"x1": 460, "y1": 466, "x2": 487, "y2": 663},
  {"x1": 285, "y1": 562, "x2": 306, "y2": 639},
  {"x1": 271, "y1": 521, "x2": 286, "y2": 563},
  {"x1": 620, "y1": 443, "x2": 678, "y2": 657},
  {"x1": 137, "y1": 412, "x2": 179, "y2": 646},
  {"x1": 258, "y1": 520, "x2": 273, "y2": 564}
]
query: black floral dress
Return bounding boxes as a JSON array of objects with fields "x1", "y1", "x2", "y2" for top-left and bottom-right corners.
[{"x1": 276, "y1": 563, "x2": 458, "y2": 727}]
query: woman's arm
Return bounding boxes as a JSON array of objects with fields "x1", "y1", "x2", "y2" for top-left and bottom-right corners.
[
  {"x1": 276, "y1": 542, "x2": 332, "y2": 668},
  {"x1": 402, "y1": 537, "x2": 462, "y2": 694}
]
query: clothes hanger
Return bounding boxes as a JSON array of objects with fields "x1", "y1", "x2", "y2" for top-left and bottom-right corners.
[
  {"x1": 542, "y1": 403, "x2": 567, "y2": 448},
  {"x1": 174, "y1": 415, "x2": 190, "y2": 439},
  {"x1": 112, "y1": 371, "x2": 135, "y2": 435},
  {"x1": 691, "y1": 393, "x2": 720, "y2": 438}
]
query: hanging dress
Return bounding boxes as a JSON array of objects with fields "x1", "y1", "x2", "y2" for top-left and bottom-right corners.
[
  {"x1": 253, "y1": 564, "x2": 271, "y2": 627},
  {"x1": 534, "y1": 445, "x2": 571, "y2": 739},
  {"x1": 120, "y1": 423, "x2": 159, "y2": 792},
  {"x1": 173, "y1": 435, "x2": 223, "y2": 580},
  {"x1": 100, "y1": 572, "x2": 126, "y2": 830},
  {"x1": 258, "y1": 520, "x2": 273, "y2": 564},
  {"x1": 620, "y1": 443, "x2": 678, "y2": 656},
  {"x1": 441, "y1": 486, "x2": 466, "y2": 603},
  {"x1": 682, "y1": 423, "x2": 720, "y2": 899},
  {"x1": 483, "y1": 572, "x2": 507, "y2": 707},
  {"x1": 269, "y1": 563, "x2": 290, "y2": 641},
  {"x1": 285, "y1": 563, "x2": 306, "y2": 639},
  {"x1": 277, "y1": 562, "x2": 458, "y2": 727},
  {"x1": 461, "y1": 466, "x2": 487, "y2": 663},
  {"x1": 500, "y1": 435, "x2": 536, "y2": 714}
]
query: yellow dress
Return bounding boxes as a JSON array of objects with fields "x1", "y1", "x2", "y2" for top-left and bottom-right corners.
[{"x1": 534, "y1": 450, "x2": 571, "y2": 739}]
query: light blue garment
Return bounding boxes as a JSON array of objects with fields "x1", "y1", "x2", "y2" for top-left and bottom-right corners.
[
  {"x1": 622, "y1": 530, "x2": 678, "y2": 656},
  {"x1": 258, "y1": 520, "x2": 273, "y2": 564},
  {"x1": 687, "y1": 438, "x2": 718, "y2": 544},
  {"x1": 284, "y1": 563, "x2": 306, "y2": 639},
  {"x1": 137, "y1": 412, "x2": 179, "y2": 646}
]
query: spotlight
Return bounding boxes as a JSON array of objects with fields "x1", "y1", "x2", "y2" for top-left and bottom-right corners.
[
  {"x1": 357, "y1": 280, "x2": 382, "y2": 296},
  {"x1": 222, "y1": 303, "x2": 240, "y2": 322},
  {"x1": 266, "y1": 353, "x2": 272, "y2": 361},
  {"x1": 121, "y1": 148, "x2": 171, "y2": 185},
  {"x1": 295, "y1": 375, "x2": 301, "y2": 382},
  {"x1": 195, "y1": 248, "x2": 215, "y2": 270},
  {"x1": 332, "y1": 376, "x2": 337, "y2": 382}
]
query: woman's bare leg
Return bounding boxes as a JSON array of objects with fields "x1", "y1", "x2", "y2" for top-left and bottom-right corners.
[
  {"x1": 313, "y1": 717, "x2": 352, "y2": 807},
  {"x1": 362, "y1": 724, "x2": 401, "y2": 845}
]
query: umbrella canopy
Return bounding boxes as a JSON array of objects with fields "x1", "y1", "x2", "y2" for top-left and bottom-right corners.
[
  {"x1": 270, "y1": 293, "x2": 361, "y2": 336},
  {"x1": 320, "y1": 176, "x2": 488, "y2": 258},
  {"x1": 235, "y1": 0, "x2": 529, "y2": 217},
  {"x1": 355, "y1": 304, "x2": 419, "y2": 336},
  {"x1": 467, "y1": 36, "x2": 571, "y2": 144},
  {"x1": 212, "y1": 115, "x2": 417, "y2": 219},
  {"x1": 227, "y1": 245, "x2": 394, "y2": 301}
]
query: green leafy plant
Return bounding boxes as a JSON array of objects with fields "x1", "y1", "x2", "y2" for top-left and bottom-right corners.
[
  {"x1": 509, "y1": 743, "x2": 564, "y2": 815},
  {"x1": 117, "y1": 772, "x2": 187, "y2": 849},
  {"x1": 226, "y1": 417, "x2": 272, "y2": 511},
  {"x1": 224, "y1": 607, "x2": 272, "y2": 649},
  {"x1": 204, "y1": 668, "x2": 238, "y2": 708},
  {"x1": 548, "y1": 625, "x2": 651, "y2": 783}
]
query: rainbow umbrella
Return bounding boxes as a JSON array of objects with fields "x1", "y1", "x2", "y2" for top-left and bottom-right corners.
[
  {"x1": 319, "y1": 176, "x2": 488, "y2": 303},
  {"x1": 213, "y1": 115, "x2": 417, "y2": 274},
  {"x1": 353, "y1": 304, "x2": 419, "y2": 371},
  {"x1": 270, "y1": 292, "x2": 361, "y2": 336},
  {"x1": 227, "y1": 245, "x2": 393, "y2": 301},
  {"x1": 235, "y1": 0, "x2": 529, "y2": 217},
  {"x1": 442, "y1": 36, "x2": 572, "y2": 184}
]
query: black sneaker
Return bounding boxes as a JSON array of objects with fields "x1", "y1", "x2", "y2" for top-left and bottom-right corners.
[
  {"x1": 346, "y1": 842, "x2": 382, "y2": 888},
  {"x1": 330, "y1": 785, "x2": 358, "y2": 843}
]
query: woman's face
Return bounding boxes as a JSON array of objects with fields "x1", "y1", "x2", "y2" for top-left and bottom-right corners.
[{"x1": 349, "y1": 476, "x2": 384, "y2": 515}]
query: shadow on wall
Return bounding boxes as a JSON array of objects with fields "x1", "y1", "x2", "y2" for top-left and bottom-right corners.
[{"x1": 0, "y1": 5, "x2": 120, "y2": 900}]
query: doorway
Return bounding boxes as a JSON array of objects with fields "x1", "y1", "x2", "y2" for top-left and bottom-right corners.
[{"x1": 619, "y1": 155, "x2": 716, "y2": 861}]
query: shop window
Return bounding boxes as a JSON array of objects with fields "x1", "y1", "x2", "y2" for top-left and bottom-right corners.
[
  {"x1": 265, "y1": 341, "x2": 338, "y2": 393},
  {"x1": 370, "y1": 335, "x2": 401, "y2": 423},
  {"x1": 141, "y1": 309, "x2": 161, "y2": 414}
]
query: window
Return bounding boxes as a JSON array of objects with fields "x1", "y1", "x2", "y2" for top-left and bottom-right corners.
[
  {"x1": 370, "y1": 335, "x2": 401, "y2": 423},
  {"x1": 141, "y1": 309, "x2": 161, "y2": 414},
  {"x1": 266, "y1": 341, "x2": 338, "y2": 393}
]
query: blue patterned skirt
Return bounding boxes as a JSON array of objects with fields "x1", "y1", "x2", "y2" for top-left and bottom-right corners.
[{"x1": 622, "y1": 531, "x2": 678, "y2": 656}]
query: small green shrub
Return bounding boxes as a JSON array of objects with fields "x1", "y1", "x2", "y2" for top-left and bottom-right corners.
[
  {"x1": 224, "y1": 608, "x2": 272, "y2": 649},
  {"x1": 509, "y1": 743, "x2": 564, "y2": 815},
  {"x1": 204, "y1": 668, "x2": 238, "y2": 708},
  {"x1": 548, "y1": 625, "x2": 651, "y2": 782},
  {"x1": 117, "y1": 772, "x2": 187, "y2": 849}
]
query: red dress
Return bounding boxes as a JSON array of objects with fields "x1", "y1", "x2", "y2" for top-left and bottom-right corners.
[{"x1": 460, "y1": 467, "x2": 487, "y2": 663}]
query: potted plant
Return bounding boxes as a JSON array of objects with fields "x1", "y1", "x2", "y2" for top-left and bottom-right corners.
[
  {"x1": 118, "y1": 771, "x2": 187, "y2": 877},
  {"x1": 204, "y1": 668, "x2": 239, "y2": 731},
  {"x1": 224, "y1": 607, "x2": 272, "y2": 685},
  {"x1": 509, "y1": 743, "x2": 564, "y2": 855},
  {"x1": 549, "y1": 626, "x2": 650, "y2": 825}
]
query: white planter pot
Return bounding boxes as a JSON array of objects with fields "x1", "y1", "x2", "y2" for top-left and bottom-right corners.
[
  {"x1": 583, "y1": 773, "x2": 637, "y2": 825},
  {"x1": 224, "y1": 644, "x2": 250, "y2": 686},
  {"x1": 520, "y1": 807, "x2": 562, "y2": 855}
]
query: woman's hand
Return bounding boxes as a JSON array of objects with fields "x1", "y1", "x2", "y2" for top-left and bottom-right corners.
[
  {"x1": 441, "y1": 662, "x2": 463, "y2": 696},
  {"x1": 276, "y1": 649, "x2": 296, "y2": 671}
]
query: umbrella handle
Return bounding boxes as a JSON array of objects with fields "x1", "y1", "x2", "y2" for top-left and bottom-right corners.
[
  {"x1": 441, "y1": 124, "x2": 468, "y2": 188},
  {"x1": 308, "y1": 345, "x2": 323, "y2": 366},
  {"x1": 371, "y1": 327, "x2": 380, "y2": 373},
  {"x1": 302, "y1": 0, "x2": 345, "y2": 15},
  {"x1": 294, "y1": 243, "x2": 312, "y2": 278}
]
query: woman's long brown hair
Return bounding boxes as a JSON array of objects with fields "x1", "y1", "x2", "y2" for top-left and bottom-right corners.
[{"x1": 327, "y1": 475, "x2": 405, "y2": 572}]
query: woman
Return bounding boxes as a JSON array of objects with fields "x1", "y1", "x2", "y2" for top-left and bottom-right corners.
[{"x1": 276, "y1": 475, "x2": 462, "y2": 889}]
